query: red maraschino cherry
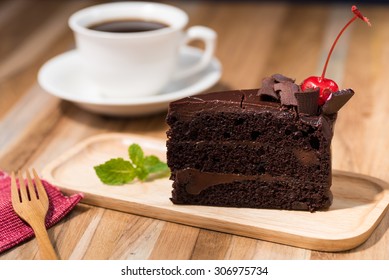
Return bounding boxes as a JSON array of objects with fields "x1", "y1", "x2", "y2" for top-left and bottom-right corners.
[{"x1": 301, "y1": 5, "x2": 371, "y2": 105}]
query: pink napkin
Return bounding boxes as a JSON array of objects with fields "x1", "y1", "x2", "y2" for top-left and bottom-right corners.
[{"x1": 0, "y1": 170, "x2": 83, "y2": 253}]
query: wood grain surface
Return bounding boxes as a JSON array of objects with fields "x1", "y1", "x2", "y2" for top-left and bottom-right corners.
[{"x1": 1, "y1": 0, "x2": 389, "y2": 259}]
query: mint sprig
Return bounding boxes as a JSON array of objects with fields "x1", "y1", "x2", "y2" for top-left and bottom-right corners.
[{"x1": 94, "y1": 143, "x2": 170, "y2": 185}]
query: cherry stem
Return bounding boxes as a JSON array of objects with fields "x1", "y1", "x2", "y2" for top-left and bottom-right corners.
[
  {"x1": 321, "y1": 15, "x2": 357, "y2": 79},
  {"x1": 320, "y1": 5, "x2": 371, "y2": 80}
]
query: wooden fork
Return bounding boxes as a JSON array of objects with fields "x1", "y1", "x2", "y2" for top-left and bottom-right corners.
[{"x1": 10, "y1": 169, "x2": 58, "y2": 260}]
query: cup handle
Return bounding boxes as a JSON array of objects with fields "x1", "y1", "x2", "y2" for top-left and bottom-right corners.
[{"x1": 173, "y1": 26, "x2": 217, "y2": 80}]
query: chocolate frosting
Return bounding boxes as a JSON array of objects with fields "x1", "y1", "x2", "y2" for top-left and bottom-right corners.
[
  {"x1": 169, "y1": 89, "x2": 281, "y2": 122},
  {"x1": 176, "y1": 168, "x2": 287, "y2": 195}
]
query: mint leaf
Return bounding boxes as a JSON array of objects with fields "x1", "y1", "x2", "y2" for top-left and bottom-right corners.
[
  {"x1": 129, "y1": 144, "x2": 144, "y2": 166},
  {"x1": 135, "y1": 167, "x2": 149, "y2": 181},
  {"x1": 94, "y1": 143, "x2": 170, "y2": 185},
  {"x1": 144, "y1": 155, "x2": 169, "y2": 174},
  {"x1": 94, "y1": 158, "x2": 136, "y2": 185}
]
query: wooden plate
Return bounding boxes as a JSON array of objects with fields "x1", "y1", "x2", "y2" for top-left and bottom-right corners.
[{"x1": 42, "y1": 133, "x2": 389, "y2": 252}]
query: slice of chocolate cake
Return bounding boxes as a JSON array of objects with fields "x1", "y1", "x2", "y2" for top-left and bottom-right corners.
[{"x1": 166, "y1": 74, "x2": 354, "y2": 211}]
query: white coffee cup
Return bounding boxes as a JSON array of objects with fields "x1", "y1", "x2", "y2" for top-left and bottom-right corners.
[{"x1": 68, "y1": 2, "x2": 217, "y2": 98}]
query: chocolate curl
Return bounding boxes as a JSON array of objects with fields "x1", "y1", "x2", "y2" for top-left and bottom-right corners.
[
  {"x1": 295, "y1": 89, "x2": 320, "y2": 115},
  {"x1": 274, "y1": 82, "x2": 299, "y2": 106},
  {"x1": 258, "y1": 74, "x2": 298, "y2": 103},
  {"x1": 258, "y1": 76, "x2": 279, "y2": 101},
  {"x1": 322, "y1": 89, "x2": 355, "y2": 115},
  {"x1": 271, "y1": 73, "x2": 295, "y2": 83},
  {"x1": 262, "y1": 76, "x2": 276, "y2": 88}
]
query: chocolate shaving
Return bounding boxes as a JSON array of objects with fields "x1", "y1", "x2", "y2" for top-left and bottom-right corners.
[
  {"x1": 262, "y1": 76, "x2": 276, "y2": 88},
  {"x1": 322, "y1": 89, "x2": 355, "y2": 115},
  {"x1": 295, "y1": 89, "x2": 320, "y2": 116},
  {"x1": 258, "y1": 76, "x2": 279, "y2": 101},
  {"x1": 274, "y1": 81, "x2": 299, "y2": 106},
  {"x1": 256, "y1": 74, "x2": 354, "y2": 117},
  {"x1": 258, "y1": 75, "x2": 297, "y2": 102},
  {"x1": 258, "y1": 89, "x2": 279, "y2": 101},
  {"x1": 272, "y1": 73, "x2": 295, "y2": 83}
]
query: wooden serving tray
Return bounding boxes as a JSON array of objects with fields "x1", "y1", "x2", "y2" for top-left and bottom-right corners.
[{"x1": 42, "y1": 133, "x2": 389, "y2": 252}]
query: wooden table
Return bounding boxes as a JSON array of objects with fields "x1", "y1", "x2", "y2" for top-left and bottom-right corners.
[{"x1": 1, "y1": 0, "x2": 389, "y2": 260}]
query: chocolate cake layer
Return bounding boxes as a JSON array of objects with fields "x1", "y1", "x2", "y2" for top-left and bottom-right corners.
[
  {"x1": 167, "y1": 90, "x2": 336, "y2": 142},
  {"x1": 167, "y1": 141, "x2": 330, "y2": 179},
  {"x1": 172, "y1": 169, "x2": 332, "y2": 211},
  {"x1": 166, "y1": 88, "x2": 337, "y2": 211}
]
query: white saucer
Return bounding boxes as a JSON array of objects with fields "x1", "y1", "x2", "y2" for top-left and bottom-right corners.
[{"x1": 38, "y1": 47, "x2": 222, "y2": 116}]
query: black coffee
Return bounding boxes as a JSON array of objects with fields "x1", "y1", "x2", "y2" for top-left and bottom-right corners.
[{"x1": 88, "y1": 19, "x2": 169, "y2": 33}]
